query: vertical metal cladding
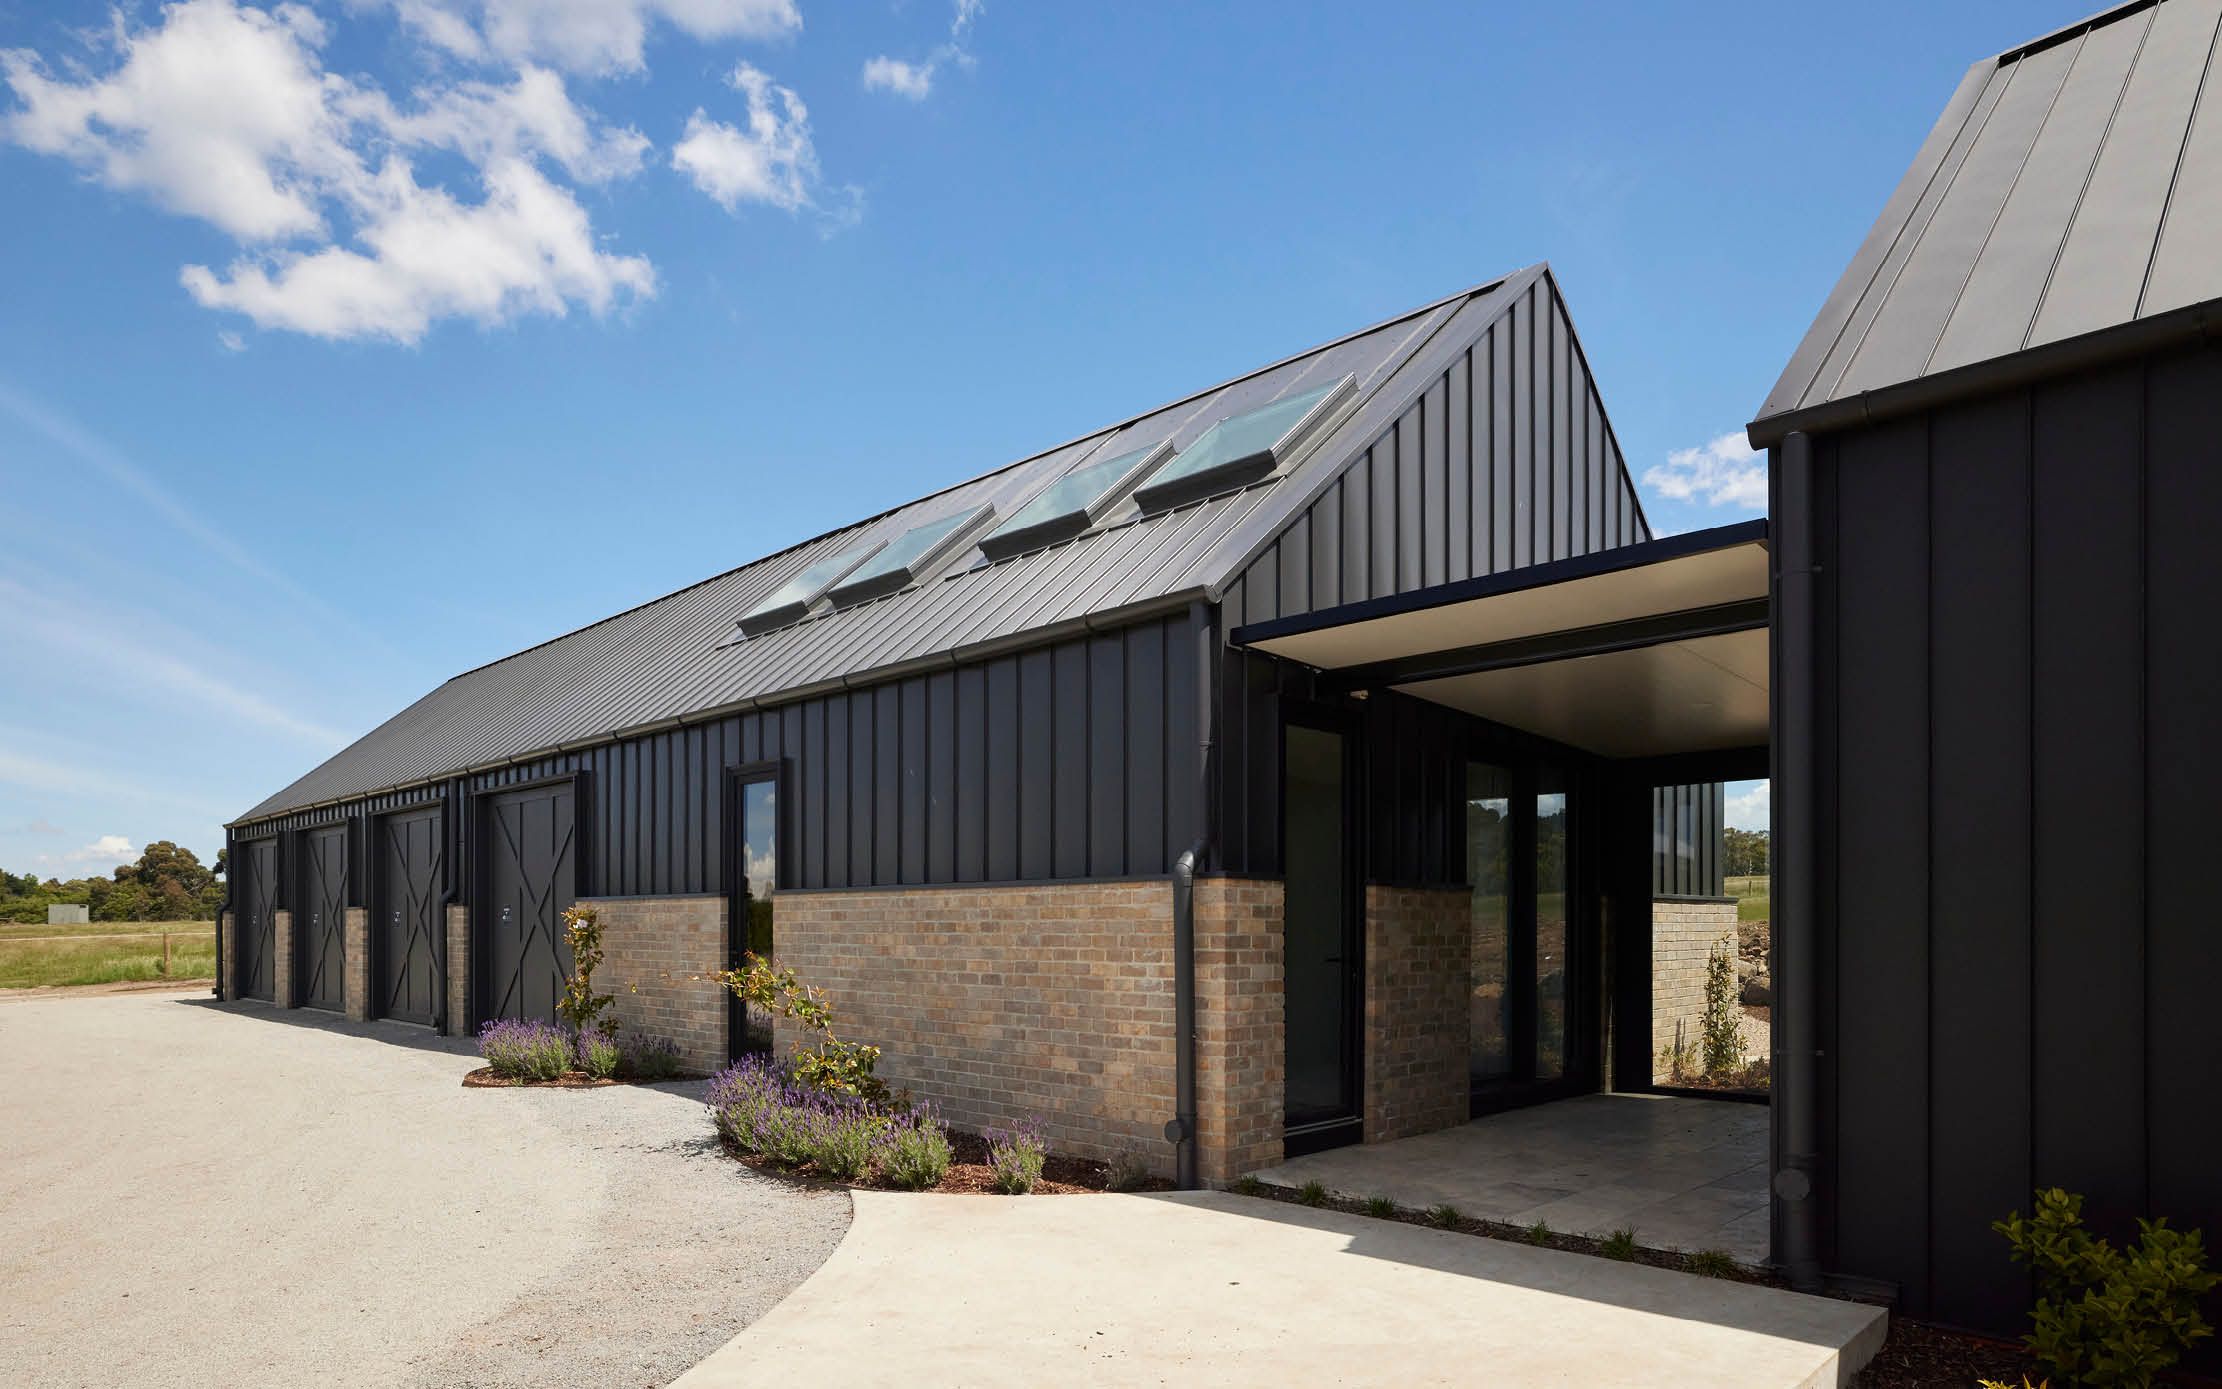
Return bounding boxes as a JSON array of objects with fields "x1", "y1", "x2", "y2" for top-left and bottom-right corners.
[
  {"x1": 1808, "y1": 335, "x2": 2222, "y2": 1345},
  {"x1": 1216, "y1": 273, "x2": 1653, "y2": 872},
  {"x1": 1650, "y1": 784, "x2": 1725, "y2": 898},
  {"x1": 230, "y1": 612, "x2": 1198, "y2": 898}
]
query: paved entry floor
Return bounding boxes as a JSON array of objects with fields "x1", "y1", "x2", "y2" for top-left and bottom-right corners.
[
  {"x1": 676, "y1": 1190, "x2": 1883, "y2": 1388},
  {"x1": 1252, "y1": 1093, "x2": 1772, "y2": 1262}
]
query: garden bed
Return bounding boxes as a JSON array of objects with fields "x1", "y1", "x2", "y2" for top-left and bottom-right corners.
[
  {"x1": 716, "y1": 1124, "x2": 1168, "y2": 1196},
  {"x1": 462, "y1": 1065, "x2": 702, "y2": 1089}
]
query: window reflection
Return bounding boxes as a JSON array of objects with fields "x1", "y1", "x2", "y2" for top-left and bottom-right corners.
[
  {"x1": 741, "y1": 779, "x2": 777, "y2": 1053},
  {"x1": 1535, "y1": 772, "x2": 1569, "y2": 1081},
  {"x1": 1467, "y1": 763, "x2": 1513, "y2": 1089}
]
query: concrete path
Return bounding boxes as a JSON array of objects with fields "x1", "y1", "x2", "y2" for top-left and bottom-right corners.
[
  {"x1": 1254, "y1": 1093, "x2": 1772, "y2": 1262},
  {"x1": 0, "y1": 990, "x2": 848, "y2": 1388},
  {"x1": 675, "y1": 1190, "x2": 1886, "y2": 1388}
]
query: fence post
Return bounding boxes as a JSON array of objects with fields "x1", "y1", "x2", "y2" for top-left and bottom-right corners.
[{"x1": 162, "y1": 932, "x2": 171, "y2": 977}]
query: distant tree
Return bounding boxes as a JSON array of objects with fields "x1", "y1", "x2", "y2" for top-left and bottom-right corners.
[{"x1": 1724, "y1": 827, "x2": 1771, "y2": 878}]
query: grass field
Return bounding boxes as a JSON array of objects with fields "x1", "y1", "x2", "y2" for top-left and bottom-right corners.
[
  {"x1": 0, "y1": 922, "x2": 216, "y2": 989},
  {"x1": 1724, "y1": 874, "x2": 1772, "y2": 923}
]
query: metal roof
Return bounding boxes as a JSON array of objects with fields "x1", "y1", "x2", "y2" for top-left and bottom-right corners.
[
  {"x1": 1753, "y1": 0, "x2": 2222, "y2": 442},
  {"x1": 237, "y1": 266, "x2": 1550, "y2": 825}
]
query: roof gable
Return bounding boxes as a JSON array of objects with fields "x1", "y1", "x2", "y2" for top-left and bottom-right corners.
[{"x1": 1754, "y1": 0, "x2": 2222, "y2": 439}]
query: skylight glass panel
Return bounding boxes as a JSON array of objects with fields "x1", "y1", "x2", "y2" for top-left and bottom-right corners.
[
  {"x1": 737, "y1": 541, "x2": 882, "y2": 636},
  {"x1": 1131, "y1": 376, "x2": 1354, "y2": 514},
  {"x1": 978, "y1": 441, "x2": 1170, "y2": 561},
  {"x1": 826, "y1": 504, "x2": 992, "y2": 606}
]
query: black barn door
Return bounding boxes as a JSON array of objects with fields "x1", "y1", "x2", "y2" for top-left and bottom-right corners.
[
  {"x1": 236, "y1": 838, "x2": 277, "y2": 1001},
  {"x1": 376, "y1": 808, "x2": 442, "y2": 1024},
  {"x1": 296, "y1": 826, "x2": 347, "y2": 1012},
  {"x1": 479, "y1": 783, "x2": 577, "y2": 1023}
]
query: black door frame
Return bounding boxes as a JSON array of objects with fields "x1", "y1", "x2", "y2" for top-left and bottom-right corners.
[
  {"x1": 292, "y1": 823, "x2": 349, "y2": 1012},
  {"x1": 1280, "y1": 699, "x2": 1365, "y2": 1156},
  {"x1": 371, "y1": 798, "x2": 445, "y2": 1026},
  {"x1": 471, "y1": 772, "x2": 588, "y2": 1025},
  {"x1": 721, "y1": 760, "x2": 785, "y2": 1062},
  {"x1": 237, "y1": 833, "x2": 281, "y2": 1002}
]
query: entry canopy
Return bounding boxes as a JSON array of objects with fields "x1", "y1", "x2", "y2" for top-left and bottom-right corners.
[{"x1": 1232, "y1": 521, "x2": 1770, "y2": 759}]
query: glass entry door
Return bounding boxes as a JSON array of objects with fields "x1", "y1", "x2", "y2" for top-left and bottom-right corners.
[
  {"x1": 1468, "y1": 757, "x2": 1585, "y2": 1114},
  {"x1": 1284, "y1": 714, "x2": 1361, "y2": 1150}
]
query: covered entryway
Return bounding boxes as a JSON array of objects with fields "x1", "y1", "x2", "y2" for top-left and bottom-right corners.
[
  {"x1": 1232, "y1": 521, "x2": 1775, "y2": 1255},
  {"x1": 235, "y1": 836, "x2": 278, "y2": 1002},
  {"x1": 375, "y1": 806, "x2": 442, "y2": 1025},
  {"x1": 477, "y1": 781, "x2": 578, "y2": 1023},
  {"x1": 295, "y1": 825, "x2": 347, "y2": 1012}
]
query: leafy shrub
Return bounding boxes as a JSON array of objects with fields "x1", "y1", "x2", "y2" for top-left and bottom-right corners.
[
  {"x1": 578, "y1": 1028, "x2": 623, "y2": 1080},
  {"x1": 1996, "y1": 1187, "x2": 2219, "y2": 1388},
  {"x1": 1702, "y1": 942, "x2": 1743, "y2": 1076},
  {"x1": 556, "y1": 906, "x2": 615, "y2": 1038},
  {"x1": 710, "y1": 954, "x2": 886, "y2": 1101},
  {"x1": 479, "y1": 1018, "x2": 573, "y2": 1081},
  {"x1": 875, "y1": 1107, "x2": 953, "y2": 1191},
  {"x1": 619, "y1": 1033, "x2": 683, "y2": 1081},
  {"x1": 985, "y1": 1119, "x2": 1047, "y2": 1195},
  {"x1": 1601, "y1": 1228, "x2": 1638, "y2": 1260}
]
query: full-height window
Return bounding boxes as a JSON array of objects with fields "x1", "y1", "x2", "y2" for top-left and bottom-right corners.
[
  {"x1": 1467, "y1": 763, "x2": 1514, "y2": 1088},
  {"x1": 731, "y1": 772, "x2": 779, "y2": 1056},
  {"x1": 1535, "y1": 770, "x2": 1570, "y2": 1081}
]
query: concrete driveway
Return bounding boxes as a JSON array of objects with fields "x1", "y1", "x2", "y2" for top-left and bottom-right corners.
[{"x1": 0, "y1": 990, "x2": 848, "y2": 1388}]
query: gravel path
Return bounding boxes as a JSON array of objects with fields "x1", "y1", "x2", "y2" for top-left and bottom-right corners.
[{"x1": 0, "y1": 991, "x2": 848, "y2": 1388}]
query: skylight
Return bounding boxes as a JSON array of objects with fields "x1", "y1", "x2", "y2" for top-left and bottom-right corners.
[
  {"x1": 738, "y1": 541, "x2": 883, "y2": 636},
  {"x1": 1130, "y1": 376, "x2": 1355, "y2": 514},
  {"x1": 826, "y1": 504, "x2": 993, "y2": 607},
  {"x1": 978, "y1": 441, "x2": 1172, "y2": 561}
]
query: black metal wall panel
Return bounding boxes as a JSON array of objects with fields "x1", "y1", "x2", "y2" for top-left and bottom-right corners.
[
  {"x1": 1809, "y1": 336, "x2": 2222, "y2": 1349},
  {"x1": 1650, "y1": 784, "x2": 1724, "y2": 898},
  {"x1": 1226, "y1": 276, "x2": 1648, "y2": 628}
]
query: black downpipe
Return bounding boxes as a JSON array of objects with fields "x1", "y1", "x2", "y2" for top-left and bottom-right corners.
[
  {"x1": 1166, "y1": 598, "x2": 1216, "y2": 1190},
  {"x1": 1773, "y1": 430, "x2": 1824, "y2": 1291},
  {"x1": 214, "y1": 828, "x2": 232, "y2": 998}
]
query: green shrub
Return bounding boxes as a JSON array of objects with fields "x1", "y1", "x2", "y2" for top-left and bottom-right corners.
[
  {"x1": 1600, "y1": 1228, "x2": 1637, "y2": 1260},
  {"x1": 479, "y1": 1019, "x2": 573, "y2": 1081},
  {"x1": 1702, "y1": 943, "x2": 1742, "y2": 1076},
  {"x1": 985, "y1": 1120, "x2": 1047, "y2": 1195},
  {"x1": 578, "y1": 1029, "x2": 622, "y2": 1080},
  {"x1": 1996, "y1": 1187, "x2": 2218, "y2": 1388},
  {"x1": 1364, "y1": 1195, "x2": 1398, "y2": 1219},
  {"x1": 1428, "y1": 1204, "x2": 1462, "y2": 1230},
  {"x1": 1230, "y1": 1175, "x2": 1265, "y2": 1197},
  {"x1": 1527, "y1": 1220, "x2": 1552, "y2": 1245},
  {"x1": 1297, "y1": 1181, "x2": 1328, "y2": 1208},
  {"x1": 810, "y1": 1108, "x2": 883, "y2": 1181}
]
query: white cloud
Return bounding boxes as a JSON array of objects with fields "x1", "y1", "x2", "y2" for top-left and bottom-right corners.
[
  {"x1": 1643, "y1": 431, "x2": 1769, "y2": 510},
  {"x1": 15, "y1": 817, "x2": 63, "y2": 836},
  {"x1": 0, "y1": 578, "x2": 350, "y2": 747},
  {"x1": 43, "y1": 834, "x2": 139, "y2": 871},
  {"x1": 1, "y1": 0, "x2": 657, "y2": 344},
  {"x1": 1723, "y1": 780, "x2": 1770, "y2": 832},
  {"x1": 672, "y1": 63, "x2": 827, "y2": 214},
  {"x1": 217, "y1": 329, "x2": 247, "y2": 352},
  {"x1": 862, "y1": 0, "x2": 981, "y2": 101},
  {"x1": 393, "y1": 0, "x2": 801, "y2": 76},
  {"x1": 860, "y1": 56, "x2": 932, "y2": 100}
]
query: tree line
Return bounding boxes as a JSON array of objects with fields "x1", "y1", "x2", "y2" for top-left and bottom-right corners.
[
  {"x1": 1725, "y1": 827, "x2": 1770, "y2": 878},
  {"x1": 1, "y1": 841, "x2": 225, "y2": 924}
]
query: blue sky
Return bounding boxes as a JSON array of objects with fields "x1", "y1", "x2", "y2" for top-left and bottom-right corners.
[{"x1": 0, "y1": 0, "x2": 2096, "y2": 874}]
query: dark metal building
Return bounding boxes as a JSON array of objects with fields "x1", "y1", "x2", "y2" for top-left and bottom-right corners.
[{"x1": 1751, "y1": 0, "x2": 2222, "y2": 1342}]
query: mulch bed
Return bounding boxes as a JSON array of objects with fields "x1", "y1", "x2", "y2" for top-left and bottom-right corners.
[
  {"x1": 1849, "y1": 1320, "x2": 2037, "y2": 1387},
  {"x1": 718, "y1": 1127, "x2": 1174, "y2": 1196},
  {"x1": 461, "y1": 1065, "x2": 708, "y2": 1088}
]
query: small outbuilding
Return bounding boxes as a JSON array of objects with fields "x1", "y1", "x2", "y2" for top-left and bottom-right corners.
[{"x1": 46, "y1": 903, "x2": 89, "y2": 926}]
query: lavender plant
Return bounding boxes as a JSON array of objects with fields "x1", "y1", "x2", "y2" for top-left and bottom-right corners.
[
  {"x1": 874, "y1": 1106, "x2": 954, "y2": 1191},
  {"x1": 618, "y1": 1033, "x2": 683, "y2": 1081},
  {"x1": 479, "y1": 1018, "x2": 574, "y2": 1081},
  {"x1": 985, "y1": 1118, "x2": 1048, "y2": 1195},
  {"x1": 578, "y1": 1028, "x2": 623, "y2": 1080}
]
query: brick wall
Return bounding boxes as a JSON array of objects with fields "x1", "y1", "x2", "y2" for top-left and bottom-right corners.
[
  {"x1": 1363, "y1": 884, "x2": 1471, "y2": 1142},
  {"x1": 581, "y1": 894, "x2": 728, "y2": 1075},
  {"x1": 1651, "y1": 898, "x2": 1738, "y2": 1080},
  {"x1": 1193, "y1": 877, "x2": 1285, "y2": 1184},
  {"x1": 774, "y1": 881, "x2": 1183, "y2": 1172},
  {"x1": 445, "y1": 905, "x2": 469, "y2": 1038},
  {"x1": 272, "y1": 909, "x2": 295, "y2": 1009},
  {"x1": 343, "y1": 907, "x2": 370, "y2": 1022},
  {"x1": 217, "y1": 909, "x2": 235, "y2": 1001}
]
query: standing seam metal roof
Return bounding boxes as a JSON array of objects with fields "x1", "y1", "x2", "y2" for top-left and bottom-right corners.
[
  {"x1": 1754, "y1": 0, "x2": 2222, "y2": 432},
  {"x1": 237, "y1": 268, "x2": 1546, "y2": 825}
]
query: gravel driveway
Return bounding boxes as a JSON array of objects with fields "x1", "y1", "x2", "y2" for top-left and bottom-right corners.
[{"x1": 0, "y1": 990, "x2": 849, "y2": 1388}]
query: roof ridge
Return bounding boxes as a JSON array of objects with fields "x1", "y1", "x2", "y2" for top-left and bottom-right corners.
[{"x1": 440, "y1": 272, "x2": 1522, "y2": 685}]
